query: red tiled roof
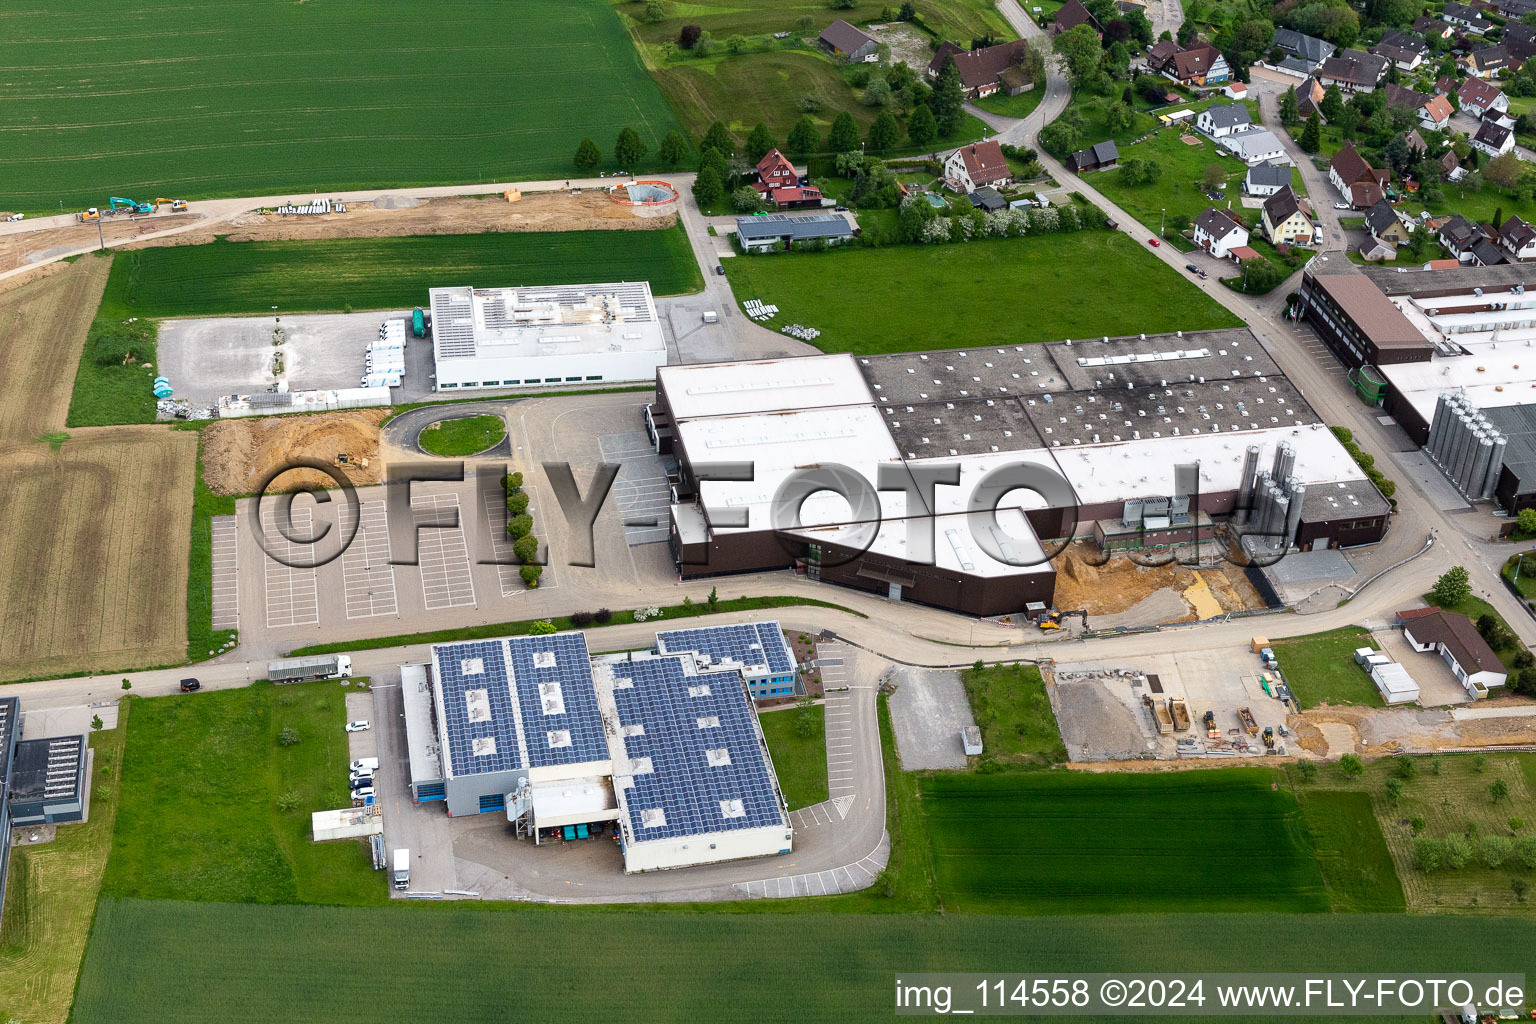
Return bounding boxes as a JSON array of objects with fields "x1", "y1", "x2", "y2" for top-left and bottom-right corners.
[{"x1": 958, "y1": 140, "x2": 1009, "y2": 185}]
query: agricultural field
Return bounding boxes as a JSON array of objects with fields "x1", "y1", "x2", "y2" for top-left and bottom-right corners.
[
  {"x1": 958, "y1": 663, "x2": 1066, "y2": 764},
  {"x1": 1, "y1": 0, "x2": 680, "y2": 211},
  {"x1": 1269, "y1": 626, "x2": 1385, "y2": 710},
  {"x1": 653, "y1": 52, "x2": 889, "y2": 143},
  {"x1": 1295, "y1": 789, "x2": 1407, "y2": 913},
  {"x1": 624, "y1": 0, "x2": 1009, "y2": 55},
  {"x1": 101, "y1": 681, "x2": 384, "y2": 907},
  {"x1": 71, "y1": 900, "x2": 1536, "y2": 1023},
  {"x1": 920, "y1": 768, "x2": 1330, "y2": 914},
  {"x1": 757, "y1": 703, "x2": 829, "y2": 810},
  {"x1": 722, "y1": 232, "x2": 1242, "y2": 354},
  {"x1": 0, "y1": 723, "x2": 124, "y2": 1024},
  {"x1": 0, "y1": 258, "x2": 110, "y2": 439}
]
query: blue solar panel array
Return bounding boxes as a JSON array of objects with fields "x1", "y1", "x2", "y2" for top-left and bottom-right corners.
[
  {"x1": 505, "y1": 633, "x2": 609, "y2": 768},
  {"x1": 654, "y1": 621, "x2": 794, "y2": 677},
  {"x1": 433, "y1": 640, "x2": 524, "y2": 777},
  {"x1": 611, "y1": 656, "x2": 786, "y2": 841}
]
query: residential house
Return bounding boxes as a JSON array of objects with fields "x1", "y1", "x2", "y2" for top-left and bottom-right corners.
[
  {"x1": 752, "y1": 149, "x2": 824, "y2": 210},
  {"x1": 1399, "y1": 608, "x2": 1508, "y2": 699},
  {"x1": 1273, "y1": 28, "x2": 1335, "y2": 74},
  {"x1": 1219, "y1": 128, "x2": 1288, "y2": 166},
  {"x1": 1192, "y1": 207, "x2": 1250, "y2": 258},
  {"x1": 1151, "y1": 42, "x2": 1230, "y2": 85},
  {"x1": 1053, "y1": 0, "x2": 1103, "y2": 37},
  {"x1": 1500, "y1": 214, "x2": 1536, "y2": 260},
  {"x1": 1419, "y1": 93, "x2": 1455, "y2": 131},
  {"x1": 1459, "y1": 78, "x2": 1511, "y2": 119},
  {"x1": 1371, "y1": 30, "x2": 1428, "y2": 71},
  {"x1": 1465, "y1": 43, "x2": 1515, "y2": 78},
  {"x1": 1440, "y1": 149, "x2": 1467, "y2": 182},
  {"x1": 1066, "y1": 140, "x2": 1119, "y2": 172},
  {"x1": 1224, "y1": 81, "x2": 1248, "y2": 100},
  {"x1": 1196, "y1": 103, "x2": 1252, "y2": 138},
  {"x1": 1292, "y1": 76, "x2": 1327, "y2": 121},
  {"x1": 1402, "y1": 129, "x2": 1428, "y2": 159},
  {"x1": 943, "y1": 140, "x2": 1011, "y2": 192},
  {"x1": 1414, "y1": 15, "x2": 1456, "y2": 41},
  {"x1": 1146, "y1": 39, "x2": 1179, "y2": 71},
  {"x1": 1365, "y1": 199, "x2": 1412, "y2": 246},
  {"x1": 735, "y1": 212, "x2": 855, "y2": 253},
  {"x1": 1438, "y1": 213, "x2": 1482, "y2": 260},
  {"x1": 969, "y1": 186, "x2": 1006, "y2": 212},
  {"x1": 1470, "y1": 237, "x2": 1508, "y2": 266},
  {"x1": 1244, "y1": 162, "x2": 1291, "y2": 196},
  {"x1": 1329, "y1": 144, "x2": 1388, "y2": 208},
  {"x1": 1504, "y1": 21, "x2": 1536, "y2": 62},
  {"x1": 1317, "y1": 50, "x2": 1389, "y2": 93},
  {"x1": 927, "y1": 39, "x2": 1033, "y2": 98},
  {"x1": 1472, "y1": 118, "x2": 1515, "y2": 157},
  {"x1": 1497, "y1": 0, "x2": 1536, "y2": 17},
  {"x1": 1261, "y1": 186, "x2": 1313, "y2": 245},
  {"x1": 1442, "y1": 2, "x2": 1494, "y2": 34},
  {"x1": 1434, "y1": 75, "x2": 1458, "y2": 96},
  {"x1": 818, "y1": 20, "x2": 879, "y2": 63},
  {"x1": 1384, "y1": 83, "x2": 1431, "y2": 113}
]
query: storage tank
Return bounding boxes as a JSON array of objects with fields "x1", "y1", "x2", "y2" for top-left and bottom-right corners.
[
  {"x1": 1468, "y1": 435, "x2": 1494, "y2": 499},
  {"x1": 1237, "y1": 445, "x2": 1261, "y2": 513},
  {"x1": 1483, "y1": 434, "x2": 1507, "y2": 500},
  {"x1": 1285, "y1": 483, "x2": 1305, "y2": 544},
  {"x1": 1427, "y1": 392, "x2": 1452, "y2": 458}
]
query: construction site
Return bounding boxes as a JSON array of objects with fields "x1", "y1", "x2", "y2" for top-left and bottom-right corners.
[{"x1": 1045, "y1": 540, "x2": 1270, "y2": 629}]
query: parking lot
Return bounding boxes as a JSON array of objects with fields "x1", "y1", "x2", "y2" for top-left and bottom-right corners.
[
  {"x1": 411, "y1": 492, "x2": 477, "y2": 611},
  {"x1": 210, "y1": 515, "x2": 239, "y2": 631},
  {"x1": 340, "y1": 500, "x2": 398, "y2": 618},
  {"x1": 887, "y1": 665, "x2": 977, "y2": 769},
  {"x1": 260, "y1": 505, "x2": 319, "y2": 629},
  {"x1": 599, "y1": 430, "x2": 671, "y2": 546}
]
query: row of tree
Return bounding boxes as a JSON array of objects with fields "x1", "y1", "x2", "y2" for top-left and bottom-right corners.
[
  {"x1": 503, "y1": 472, "x2": 541, "y2": 588},
  {"x1": 572, "y1": 126, "x2": 690, "y2": 172}
]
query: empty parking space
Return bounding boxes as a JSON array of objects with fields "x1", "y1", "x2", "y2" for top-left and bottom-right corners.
[
  {"x1": 412, "y1": 493, "x2": 476, "y2": 610},
  {"x1": 817, "y1": 643, "x2": 857, "y2": 799},
  {"x1": 210, "y1": 515, "x2": 239, "y2": 631},
  {"x1": 600, "y1": 430, "x2": 671, "y2": 546},
  {"x1": 261, "y1": 506, "x2": 319, "y2": 628},
  {"x1": 341, "y1": 500, "x2": 399, "y2": 618}
]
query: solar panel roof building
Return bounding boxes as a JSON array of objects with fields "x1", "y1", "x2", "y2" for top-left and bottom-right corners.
[
  {"x1": 597, "y1": 654, "x2": 791, "y2": 872},
  {"x1": 654, "y1": 621, "x2": 799, "y2": 699},
  {"x1": 427, "y1": 633, "x2": 612, "y2": 817}
]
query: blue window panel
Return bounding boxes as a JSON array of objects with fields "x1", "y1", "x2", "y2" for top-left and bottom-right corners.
[
  {"x1": 417, "y1": 782, "x2": 446, "y2": 801},
  {"x1": 479, "y1": 793, "x2": 506, "y2": 812}
]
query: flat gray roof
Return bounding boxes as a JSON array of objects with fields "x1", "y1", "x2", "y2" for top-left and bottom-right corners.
[{"x1": 735, "y1": 213, "x2": 852, "y2": 241}]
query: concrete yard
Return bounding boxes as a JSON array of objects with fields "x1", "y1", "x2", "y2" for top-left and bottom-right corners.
[{"x1": 887, "y1": 666, "x2": 977, "y2": 769}]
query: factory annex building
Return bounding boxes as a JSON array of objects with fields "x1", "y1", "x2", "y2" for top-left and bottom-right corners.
[{"x1": 644, "y1": 332, "x2": 1391, "y2": 616}]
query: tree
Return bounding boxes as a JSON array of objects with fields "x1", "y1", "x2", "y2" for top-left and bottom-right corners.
[
  {"x1": 679, "y1": 23, "x2": 702, "y2": 48},
  {"x1": 1444, "y1": 833, "x2": 1474, "y2": 869},
  {"x1": 1176, "y1": 19, "x2": 1196, "y2": 46},
  {"x1": 1487, "y1": 151, "x2": 1523, "y2": 193},
  {"x1": 863, "y1": 78, "x2": 892, "y2": 107},
  {"x1": 1481, "y1": 834, "x2": 1514, "y2": 867},
  {"x1": 745, "y1": 123, "x2": 776, "y2": 163},
  {"x1": 1521, "y1": 508, "x2": 1536, "y2": 535},
  {"x1": 1278, "y1": 88, "x2": 1299, "y2": 125},
  {"x1": 1340, "y1": 753, "x2": 1364, "y2": 777},
  {"x1": 899, "y1": 0, "x2": 916, "y2": 18},
  {"x1": 1412, "y1": 836, "x2": 1444, "y2": 871},
  {"x1": 826, "y1": 111, "x2": 860, "y2": 152},
  {"x1": 1299, "y1": 111, "x2": 1322, "y2": 153},
  {"x1": 1201, "y1": 163, "x2": 1226, "y2": 189},
  {"x1": 726, "y1": 33, "x2": 747, "y2": 54},
  {"x1": 527, "y1": 618, "x2": 557, "y2": 635},
  {"x1": 657, "y1": 129, "x2": 689, "y2": 169},
  {"x1": 277, "y1": 727, "x2": 300, "y2": 747},
  {"x1": 1514, "y1": 878, "x2": 1530, "y2": 903},
  {"x1": 507, "y1": 513, "x2": 533, "y2": 539},
  {"x1": 1105, "y1": 100, "x2": 1134, "y2": 134},
  {"x1": 508, "y1": 491, "x2": 530, "y2": 516},
  {"x1": 693, "y1": 163, "x2": 725, "y2": 207},
  {"x1": 519, "y1": 564, "x2": 543, "y2": 587},
  {"x1": 573, "y1": 137, "x2": 601, "y2": 172},
  {"x1": 1054, "y1": 23, "x2": 1104, "y2": 87},
  {"x1": 731, "y1": 185, "x2": 760, "y2": 211},
  {"x1": 698, "y1": 146, "x2": 728, "y2": 182},
  {"x1": 1320, "y1": 84, "x2": 1344, "y2": 121},
  {"x1": 1039, "y1": 118, "x2": 1082, "y2": 156},
  {"x1": 121, "y1": 678, "x2": 132, "y2": 690},
  {"x1": 706, "y1": 585, "x2": 719, "y2": 609},
  {"x1": 1119, "y1": 157, "x2": 1162, "y2": 185},
  {"x1": 614, "y1": 126, "x2": 647, "y2": 168},
  {"x1": 907, "y1": 102, "x2": 937, "y2": 146},
  {"x1": 1431, "y1": 565, "x2": 1472, "y2": 607},
  {"x1": 91, "y1": 713, "x2": 103, "y2": 731},
  {"x1": 504, "y1": 471, "x2": 523, "y2": 492},
  {"x1": 1519, "y1": 835, "x2": 1536, "y2": 869},
  {"x1": 1492, "y1": 778, "x2": 1511, "y2": 802},
  {"x1": 701, "y1": 121, "x2": 733, "y2": 157},
  {"x1": 512, "y1": 534, "x2": 539, "y2": 564},
  {"x1": 642, "y1": 0, "x2": 666, "y2": 24},
  {"x1": 787, "y1": 115, "x2": 820, "y2": 155},
  {"x1": 931, "y1": 56, "x2": 966, "y2": 136},
  {"x1": 867, "y1": 110, "x2": 900, "y2": 153}
]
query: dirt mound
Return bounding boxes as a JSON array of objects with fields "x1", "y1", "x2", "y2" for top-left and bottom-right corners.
[{"x1": 201, "y1": 408, "x2": 389, "y2": 495}]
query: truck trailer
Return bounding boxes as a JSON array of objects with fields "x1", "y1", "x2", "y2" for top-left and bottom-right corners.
[
  {"x1": 393, "y1": 848, "x2": 410, "y2": 890},
  {"x1": 266, "y1": 654, "x2": 352, "y2": 683}
]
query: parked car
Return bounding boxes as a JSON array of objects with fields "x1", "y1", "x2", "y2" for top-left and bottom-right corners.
[
  {"x1": 349, "y1": 768, "x2": 375, "y2": 781},
  {"x1": 345, "y1": 720, "x2": 370, "y2": 732},
  {"x1": 1147, "y1": 238, "x2": 1161, "y2": 247},
  {"x1": 715, "y1": 265, "x2": 725, "y2": 276},
  {"x1": 350, "y1": 758, "x2": 380, "y2": 772},
  {"x1": 1185, "y1": 263, "x2": 1199, "y2": 273},
  {"x1": 351, "y1": 788, "x2": 375, "y2": 802},
  {"x1": 179, "y1": 678, "x2": 200, "y2": 692},
  {"x1": 5, "y1": 213, "x2": 22, "y2": 222},
  {"x1": 349, "y1": 776, "x2": 373, "y2": 791},
  {"x1": 1333, "y1": 202, "x2": 1350, "y2": 210}
]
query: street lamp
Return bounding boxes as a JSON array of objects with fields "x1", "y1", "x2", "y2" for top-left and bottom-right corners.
[
  {"x1": 1516, "y1": 551, "x2": 1529, "y2": 584},
  {"x1": 1159, "y1": 207, "x2": 1165, "y2": 236}
]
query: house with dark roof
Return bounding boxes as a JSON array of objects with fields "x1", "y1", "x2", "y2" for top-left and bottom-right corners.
[
  {"x1": 969, "y1": 185, "x2": 1006, "y2": 212},
  {"x1": 1438, "y1": 213, "x2": 1482, "y2": 261},
  {"x1": 1399, "y1": 608, "x2": 1508, "y2": 698},
  {"x1": 1466, "y1": 43, "x2": 1516, "y2": 78},
  {"x1": 1196, "y1": 102, "x2": 1252, "y2": 138},
  {"x1": 1274, "y1": 27, "x2": 1334, "y2": 72},
  {"x1": 1470, "y1": 237, "x2": 1508, "y2": 266},
  {"x1": 1328, "y1": 144, "x2": 1388, "y2": 209},
  {"x1": 1192, "y1": 207, "x2": 1250, "y2": 259},
  {"x1": 1261, "y1": 186, "x2": 1313, "y2": 245},
  {"x1": 818, "y1": 19, "x2": 878, "y2": 62},
  {"x1": 1402, "y1": 129, "x2": 1428, "y2": 159},
  {"x1": 1497, "y1": 0, "x2": 1536, "y2": 17},
  {"x1": 1317, "y1": 50, "x2": 1389, "y2": 93},
  {"x1": 927, "y1": 39, "x2": 1033, "y2": 98},
  {"x1": 1168, "y1": 43, "x2": 1229, "y2": 85},
  {"x1": 943, "y1": 139, "x2": 1010, "y2": 192},
  {"x1": 1504, "y1": 20, "x2": 1536, "y2": 61},
  {"x1": 1415, "y1": 15, "x2": 1457, "y2": 40},
  {"x1": 1371, "y1": 30, "x2": 1428, "y2": 71},
  {"x1": 1460, "y1": 77, "x2": 1511, "y2": 119},
  {"x1": 1365, "y1": 199, "x2": 1412, "y2": 247},
  {"x1": 1440, "y1": 148, "x2": 1466, "y2": 182},
  {"x1": 1245, "y1": 162, "x2": 1291, "y2": 197},
  {"x1": 1384, "y1": 83, "x2": 1432, "y2": 113},
  {"x1": 1473, "y1": 118, "x2": 1515, "y2": 157},
  {"x1": 1053, "y1": 0, "x2": 1103, "y2": 37},
  {"x1": 735, "y1": 213, "x2": 855, "y2": 253},
  {"x1": 1442, "y1": 2, "x2": 1494, "y2": 34},
  {"x1": 1146, "y1": 39, "x2": 1179, "y2": 70},
  {"x1": 1499, "y1": 214, "x2": 1536, "y2": 260},
  {"x1": 1065, "y1": 140, "x2": 1118, "y2": 172},
  {"x1": 1293, "y1": 76, "x2": 1327, "y2": 121}
]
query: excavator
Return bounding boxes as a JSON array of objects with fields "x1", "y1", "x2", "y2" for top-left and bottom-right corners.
[
  {"x1": 155, "y1": 198, "x2": 188, "y2": 211},
  {"x1": 108, "y1": 197, "x2": 154, "y2": 215},
  {"x1": 1037, "y1": 609, "x2": 1088, "y2": 631}
]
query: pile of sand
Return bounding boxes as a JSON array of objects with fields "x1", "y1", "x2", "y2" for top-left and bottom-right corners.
[
  {"x1": 201, "y1": 408, "x2": 389, "y2": 495},
  {"x1": 1051, "y1": 541, "x2": 1269, "y2": 617}
]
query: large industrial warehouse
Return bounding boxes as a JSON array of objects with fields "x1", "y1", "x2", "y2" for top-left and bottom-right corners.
[
  {"x1": 427, "y1": 281, "x2": 665, "y2": 392},
  {"x1": 645, "y1": 331, "x2": 1391, "y2": 616},
  {"x1": 400, "y1": 627, "x2": 793, "y2": 873}
]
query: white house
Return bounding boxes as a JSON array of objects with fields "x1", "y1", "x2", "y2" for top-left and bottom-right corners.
[
  {"x1": 942, "y1": 140, "x2": 1010, "y2": 193},
  {"x1": 1219, "y1": 128, "x2": 1288, "y2": 166},
  {"x1": 1473, "y1": 119, "x2": 1516, "y2": 158},
  {"x1": 1244, "y1": 163, "x2": 1290, "y2": 197},
  {"x1": 1192, "y1": 207, "x2": 1249, "y2": 258},
  {"x1": 1197, "y1": 103, "x2": 1251, "y2": 138},
  {"x1": 1399, "y1": 609, "x2": 1508, "y2": 699}
]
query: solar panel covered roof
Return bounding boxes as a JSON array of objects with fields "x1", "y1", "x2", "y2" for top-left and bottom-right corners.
[
  {"x1": 654, "y1": 621, "x2": 794, "y2": 677},
  {"x1": 611, "y1": 656, "x2": 786, "y2": 841},
  {"x1": 431, "y1": 633, "x2": 607, "y2": 778}
]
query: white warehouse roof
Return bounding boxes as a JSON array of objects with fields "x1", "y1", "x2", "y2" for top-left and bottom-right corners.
[
  {"x1": 658, "y1": 354, "x2": 872, "y2": 420},
  {"x1": 429, "y1": 282, "x2": 664, "y2": 365}
]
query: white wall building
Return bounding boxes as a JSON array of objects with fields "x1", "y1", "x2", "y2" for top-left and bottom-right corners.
[{"x1": 428, "y1": 282, "x2": 666, "y2": 392}]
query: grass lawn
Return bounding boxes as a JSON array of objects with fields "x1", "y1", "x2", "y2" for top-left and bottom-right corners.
[
  {"x1": 1295, "y1": 789, "x2": 1407, "y2": 913},
  {"x1": 920, "y1": 768, "x2": 1330, "y2": 915},
  {"x1": 757, "y1": 704, "x2": 829, "y2": 809},
  {"x1": 417, "y1": 415, "x2": 508, "y2": 457},
  {"x1": 721, "y1": 231, "x2": 1241, "y2": 354},
  {"x1": 2, "y1": 0, "x2": 680, "y2": 211},
  {"x1": 0, "y1": 720, "x2": 125, "y2": 1024},
  {"x1": 101, "y1": 682, "x2": 385, "y2": 906},
  {"x1": 1269, "y1": 626, "x2": 1386, "y2": 710},
  {"x1": 1293, "y1": 754, "x2": 1536, "y2": 915},
  {"x1": 974, "y1": 87, "x2": 1046, "y2": 121},
  {"x1": 625, "y1": 0, "x2": 1009, "y2": 53},
  {"x1": 958, "y1": 662, "x2": 1066, "y2": 764}
]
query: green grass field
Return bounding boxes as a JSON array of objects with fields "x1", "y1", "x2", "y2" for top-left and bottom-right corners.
[
  {"x1": 959, "y1": 663, "x2": 1066, "y2": 764},
  {"x1": 71, "y1": 900, "x2": 1536, "y2": 1023},
  {"x1": 1295, "y1": 789, "x2": 1407, "y2": 913},
  {"x1": 417, "y1": 415, "x2": 508, "y2": 457},
  {"x1": 1269, "y1": 627, "x2": 1385, "y2": 710},
  {"x1": 625, "y1": 0, "x2": 1009, "y2": 52},
  {"x1": 1, "y1": 0, "x2": 680, "y2": 210},
  {"x1": 722, "y1": 232, "x2": 1242, "y2": 353},
  {"x1": 758, "y1": 704, "x2": 829, "y2": 809},
  {"x1": 921, "y1": 768, "x2": 1330, "y2": 915},
  {"x1": 101, "y1": 682, "x2": 384, "y2": 907}
]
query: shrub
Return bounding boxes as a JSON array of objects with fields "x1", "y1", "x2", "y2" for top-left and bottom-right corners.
[
  {"x1": 121, "y1": 678, "x2": 132, "y2": 690},
  {"x1": 595, "y1": 607, "x2": 613, "y2": 623},
  {"x1": 508, "y1": 491, "x2": 530, "y2": 516},
  {"x1": 1491, "y1": 778, "x2": 1511, "y2": 802},
  {"x1": 1391, "y1": 756, "x2": 1416, "y2": 780},
  {"x1": 1510, "y1": 817, "x2": 1525, "y2": 833},
  {"x1": 798, "y1": 94, "x2": 824, "y2": 113},
  {"x1": 1385, "y1": 777, "x2": 1404, "y2": 803},
  {"x1": 1410, "y1": 816, "x2": 1427, "y2": 834},
  {"x1": 277, "y1": 727, "x2": 299, "y2": 747},
  {"x1": 1296, "y1": 761, "x2": 1319, "y2": 783},
  {"x1": 1516, "y1": 835, "x2": 1536, "y2": 869},
  {"x1": 1339, "y1": 753, "x2": 1364, "y2": 777},
  {"x1": 512, "y1": 534, "x2": 539, "y2": 564},
  {"x1": 527, "y1": 619, "x2": 556, "y2": 635},
  {"x1": 276, "y1": 790, "x2": 301, "y2": 812},
  {"x1": 520, "y1": 564, "x2": 543, "y2": 588},
  {"x1": 570, "y1": 611, "x2": 595, "y2": 627},
  {"x1": 504, "y1": 471, "x2": 523, "y2": 493},
  {"x1": 507, "y1": 513, "x2": 533, "y2": 539}
]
